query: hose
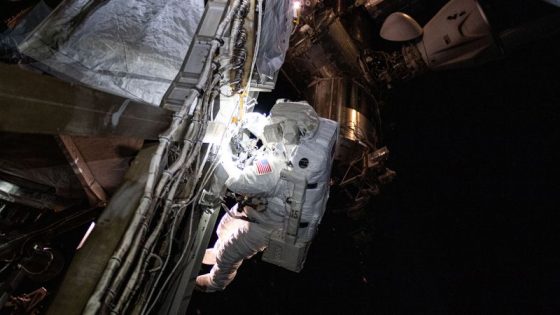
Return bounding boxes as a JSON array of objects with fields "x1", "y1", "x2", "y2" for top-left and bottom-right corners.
[{"x1": 83, "y1": 1, "x2": 246, "y2": 314}]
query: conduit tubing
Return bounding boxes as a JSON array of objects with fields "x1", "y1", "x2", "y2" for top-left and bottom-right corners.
[{"x1": 83, "y1": 1, "x2": 244, "y2": 313}]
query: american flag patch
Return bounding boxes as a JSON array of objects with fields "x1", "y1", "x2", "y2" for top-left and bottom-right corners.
[{"x1": 255, "y1": 159, "x2": 272, "y2": 175}]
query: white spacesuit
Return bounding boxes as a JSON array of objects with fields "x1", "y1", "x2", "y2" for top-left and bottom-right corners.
[{"x1": 195, "y1": 101, "x2": 338, "y2": 292}]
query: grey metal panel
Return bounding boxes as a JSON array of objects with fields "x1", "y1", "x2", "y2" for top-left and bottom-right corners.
[
  {"x1": 158, "y1": 205, "x2": 220, "y2": 315},
  {"x1": 167, "y1": 84, "x2": 193, "y2": 101},
  {"x1": 0, "y1": 65, "x2": 173, "y2": 140},
  {"x1": 184, "y1": 44, "x2": 212, "y2": 76},
  {"x1": 159, "y1": 0, "x2": 229, "y2": 111},
  {"x1": 46, "y1": 146, "x2": 156, "y2": 315},
  {"x1": 177, "y1": 74, "x2": 199, "y2": 86},
  {"x1": 198, "y1": 2, "x2": 229, "y2": 38}
]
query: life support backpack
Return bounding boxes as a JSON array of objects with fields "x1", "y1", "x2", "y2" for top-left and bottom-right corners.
[{"x1": 262, "y1": 117, "x2": 339, "y2": 272}]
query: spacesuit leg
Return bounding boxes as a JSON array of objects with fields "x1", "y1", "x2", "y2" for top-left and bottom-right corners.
[
  {"x1": 215, "y1": 205, "x2": 246, "y2": 244},
  {"x1": 203, "y1": 205, "x2": 244, "y2": 265},
  {"x1": 196, "y1": 221, "x2": 270, "y2": 292}
]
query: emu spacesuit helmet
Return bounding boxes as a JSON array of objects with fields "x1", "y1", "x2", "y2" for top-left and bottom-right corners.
[
  {"x1": 241, "y1": 112, "x2": 268, "y2": 140},
  {"x1": 263, "y1": 101, "x2": 320, "y2": 145}
]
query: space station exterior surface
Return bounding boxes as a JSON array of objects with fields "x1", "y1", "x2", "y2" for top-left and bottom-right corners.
[{"x1": 0, "y1": 0, "x2": 559, "y2": 314}]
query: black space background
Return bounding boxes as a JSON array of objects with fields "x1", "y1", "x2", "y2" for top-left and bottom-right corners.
[{"x1": 188, "y1": 14, "x2": 560, "y2": 315}]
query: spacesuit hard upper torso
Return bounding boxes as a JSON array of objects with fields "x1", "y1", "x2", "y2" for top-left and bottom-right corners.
[{"x1": 224, "y1": 147, "x2": 287, "y2": 226}]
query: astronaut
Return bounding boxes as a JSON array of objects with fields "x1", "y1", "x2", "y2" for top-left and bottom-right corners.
[{"x1": 195, "y1": 101, "x2": 338, "y2": 292}]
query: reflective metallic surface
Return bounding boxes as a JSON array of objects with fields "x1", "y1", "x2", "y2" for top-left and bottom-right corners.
[{"x1": 308, "y1": 78, "x2": 378, "y2": 151}]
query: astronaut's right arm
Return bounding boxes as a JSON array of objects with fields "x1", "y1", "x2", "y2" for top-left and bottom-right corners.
[
  {"x1": 223, "y1": 153, "x2": 284, "y2": 197},
  {"x1": 216, "y1": 134, "x2": 279, "y2": 197}
]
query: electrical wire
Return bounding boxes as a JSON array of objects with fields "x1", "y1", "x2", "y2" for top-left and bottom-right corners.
[
  {"x1": 88, "y1": 1, "x2": 256, "y2": 313},
  {"x1": 83, "y1": 1, "x2": 247, "y2": 313}
]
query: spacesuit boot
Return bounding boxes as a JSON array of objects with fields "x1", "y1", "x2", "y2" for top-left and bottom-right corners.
[{"x1": 194, "y1": 274, "x2": 217, "y2": 293}]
